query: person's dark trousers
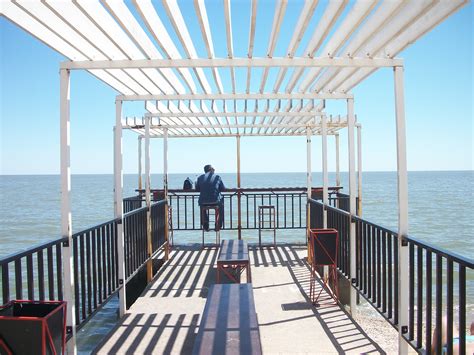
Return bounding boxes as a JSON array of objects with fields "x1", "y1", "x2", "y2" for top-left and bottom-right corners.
[{"x1": 200, "y1": 201, "x2": 224, "y2": 231}]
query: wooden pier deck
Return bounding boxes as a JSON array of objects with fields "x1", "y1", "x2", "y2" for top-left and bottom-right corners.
[{"x1": 94, "y1": 244, "x2": 386, "y2": 354}]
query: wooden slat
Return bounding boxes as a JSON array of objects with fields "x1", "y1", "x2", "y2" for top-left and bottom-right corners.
[{"x1": 192, "y1": 284, "x2": 262, "y2": 355}]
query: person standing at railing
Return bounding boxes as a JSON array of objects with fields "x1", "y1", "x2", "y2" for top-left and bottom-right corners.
[{"x1": 195, "y1": 164, "x2": 226, "y2": 231}]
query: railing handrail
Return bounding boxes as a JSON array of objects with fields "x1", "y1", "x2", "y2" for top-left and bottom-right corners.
[
  {"x1": 72, "y1": 218, "x2": 121, "y2": 237},
  {"x1": 406, "y1": 235, "x2": 474, "y2": 268},
  {"x1": 0, "y1": 237, "x2": 68, "y2": 265},
  {"x1": 310, "y1": 198, "x2": 474, "y2": 269},
  {"x1": 135, "y1": 186, "x2": 343, "y2": 194}
]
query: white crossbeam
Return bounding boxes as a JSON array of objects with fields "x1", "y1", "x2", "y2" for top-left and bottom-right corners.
[
  {"x1": 118, "y1": 92, "x2": 352, "y2": 101},
  {"x1": 144, "y1": 111, "x2": 325, "y2": 118},
  {"x1": 61, "y1": 57, "x2": 403, "y2": 70}
]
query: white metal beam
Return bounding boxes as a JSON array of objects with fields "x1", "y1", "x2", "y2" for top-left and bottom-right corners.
[
  {"x1": 61, "y1": 57, "x2": 403, "y2": 70},
  {"x1": 347, "y1": 98, "x2": 357, "y2": 315},
  {"x1": 144, "y1": 111, "x2": 325, "y2": 118},
  {"x1": 394, "y1": 66, "x2": 409, "y2": 354},
  {"x1": 118, "y1": 92, "x2": 352, "y2": 101},
  {"x1": 114, "y1": 100, "x2": 126, "y2": 317},
  {"x1": 357, "y1": 123, "x2": 362, "y2": 215},
  {"x1": 223, "y1": 0, "x2": 236, "y2": 94},
  {"x1": 322, "y1": 113, "x2": 328, "y2": 228},
  {"x1": 335, "y1": 133, "x2": 340, "y2": 186},
  {"x1": 144, "y1": 115, "x2": 152, "y2": 282},
  {"x1": 138, "y1": 137, "x2": 143, "y2": 190},
  {"x1": 60, "y1": 68, "x2": 76, "y2": 354},
  {"x1": 260, "y1": 0, "x2": 287, "y2": 93}
]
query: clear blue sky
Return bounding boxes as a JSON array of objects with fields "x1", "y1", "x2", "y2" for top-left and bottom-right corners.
[{"x1": 0, "y1": 2, "x2": 472, "y2": 175}]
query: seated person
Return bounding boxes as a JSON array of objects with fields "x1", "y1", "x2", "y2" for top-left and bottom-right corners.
[{"x1": 195, "y1": 164, "x2": 226, "y2": 231}]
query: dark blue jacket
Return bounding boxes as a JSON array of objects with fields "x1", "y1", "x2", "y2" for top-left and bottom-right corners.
[{"x1": 195, "y1": 172, "x2": 225, "y2": 205}]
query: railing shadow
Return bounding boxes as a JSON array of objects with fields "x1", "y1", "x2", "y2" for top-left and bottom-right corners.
[
  {"x1": 92, "y1": 312, "x2": 200, "y2": 354},
  {"x1": 146, "y1": 245, "x2": 218, "y2": 299},
  {"x1": 250, "y1": 245, "x2": 387, "y2": 354}
]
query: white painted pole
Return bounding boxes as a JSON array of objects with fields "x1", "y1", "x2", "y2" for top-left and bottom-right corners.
[
  {"x1": 145, "y1": 116, "x2": 152, "y2": 282},
  {"x1": 306, "y1": 127, "x2": 312, "y2": 203},
  {"x1": 60, "y1": 69, "x2": 76, "y2": 354},
  {"x1": 138, "y1": 137, "x2": 142, "y2": 191},
  {"x1": 357, "y1": 123, "x2": 362, "y2": 216},
  {"x1": 114, "y1": 100, "x2": 126, "y2": 317},
  {"x1": 335, "y1": 133, "x2": 341, "y2": 187},
  {"x1": 394, "y1": 66, "x2": 409, "y2": 354},
  {"x1": 306, "y1": 127, "x2": 312, "y2": 259},
  {"x1": 322, "y1": 114, "x2": 328, "y2": 228},
  {"x1": 237, "y1": 135, "x2": 242, "y2": 240},
  {"x1": 163, "y1": 127, "x2": 169, "y2": 260},
  {"x1": 347, "y1": 98, "x2": 357, "y2": 314},
  {"x1": 163, "y1": 128, "x2": 168, "y2": 197}
]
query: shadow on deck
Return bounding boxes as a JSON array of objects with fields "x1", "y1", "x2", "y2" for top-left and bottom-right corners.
[{"x1": 93, "y1": 244, "x2": 386, "y2": 354}]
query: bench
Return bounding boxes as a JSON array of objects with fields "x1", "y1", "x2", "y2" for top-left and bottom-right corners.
[
  {"x1": 217, "y1": 239, "x2": 251, "y2": 283},
  {"x1": 192, "y1": 284, "x2": 262, "y2": 355}
]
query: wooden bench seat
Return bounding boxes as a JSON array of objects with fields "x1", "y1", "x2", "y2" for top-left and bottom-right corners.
[
  {"x1": 217, "y1": 239, "x2": 251, "y2": 283},
  {"x1": 192, "y1": 284, "x2": 262, "y2": 355}
]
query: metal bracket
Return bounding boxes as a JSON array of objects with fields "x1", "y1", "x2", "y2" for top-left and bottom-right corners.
[
  {"x1": 401, "y1": 325, "x2": 408, "y2": 334},
  {"x1": 62, "y1": 240, "x2": 69, "y2": 247},
  {"x1": 66, "y1": 326, "x2": 73, "y2": 335},
  {"x1": 119, "y1": 279, "x2": 124, "y2": 285},
  {"x1": 401, "y1": 236, "x2": 408, "y2": 247}
]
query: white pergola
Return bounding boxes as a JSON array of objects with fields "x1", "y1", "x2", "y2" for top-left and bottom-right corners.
[{"x1": 1, "y1": 1, "x2": 467, "y2": 353}]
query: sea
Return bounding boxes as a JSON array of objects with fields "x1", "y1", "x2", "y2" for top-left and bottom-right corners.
[{"x1": 0, "y1": 171, "x2": 473, "y2": 352}]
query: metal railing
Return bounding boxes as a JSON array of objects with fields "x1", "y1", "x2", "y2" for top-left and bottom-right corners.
[
  {"x1": 129, "y1": 187, "x2": 344, "y2": 232},
  {"x1": 404, "y1": 236, "x2": 474, "y2": 354},
  {"x1": 309, "y1": 198, "x2": 474, "y2": 354},
  {"x1": 72, "y1": 218, "x2": 120, "y2": 327},
  {"x1": 0, "y1": 200, "x2": 168, "y2": 331},
  {"x1": 1, "y1": 238, "x2": 66, "y2": 305},
  {"x1": 123, "y1": 196, "x2": 143, "y2": 213}
]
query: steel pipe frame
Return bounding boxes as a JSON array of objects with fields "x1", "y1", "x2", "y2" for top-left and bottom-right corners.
[
  {"x1": 118, "y1": 93, "x2": 353, "y2": 101},
  {"x1": 60, "y1": 68, "x2": 76, "y2": 354},
  {"x1": 347, "y1": 97, "x2": 357, "y2": 315},
  {"x1": 144, "y1": 111, "x2": 326, "y2": 118},
  {"x1": 114, "y1": 100, "x2": 126, "y2": 317},
  {"x1": 144, "y1": 116, "x2": 152, "y2": 282},
  {"x1": 394, "y1": 66, "x2": 409, "y2": 354},
  {"x1": 61, "y1": 57, "x2": 404, "y2": 70},
  {"x1": 138, "y1": 137, "x2": 142, "y2": 191}
]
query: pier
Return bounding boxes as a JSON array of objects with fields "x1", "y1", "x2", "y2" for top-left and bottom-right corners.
[{"x1": 1, "y1": 1, "x2": 472, "y2": 354}]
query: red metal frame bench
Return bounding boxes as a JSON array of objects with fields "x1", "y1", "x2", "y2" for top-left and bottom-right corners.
[{"x1": 217, "y1": 239, "x2": 251, "y2": 283}]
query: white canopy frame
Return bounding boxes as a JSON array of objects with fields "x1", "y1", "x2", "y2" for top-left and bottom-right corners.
[{"x1": 3, "y1": 1, "x2": 467, "y2": 353}]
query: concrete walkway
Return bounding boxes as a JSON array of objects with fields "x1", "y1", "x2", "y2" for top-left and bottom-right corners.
[{"x1": 94, "y1": 244, "x2": 385, "y2": 354}]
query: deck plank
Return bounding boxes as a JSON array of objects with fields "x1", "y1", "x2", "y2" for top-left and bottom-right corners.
[{"x1": 93, "y1": 244, "x2": 386, "y2": 354}]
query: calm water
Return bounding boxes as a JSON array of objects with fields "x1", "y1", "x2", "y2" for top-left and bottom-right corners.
[
  {"x1": 1, "y1": 171, "x2": 472, "y2": 257},
  {"x1": 0, "y1": 171, "x2": 473, "y2": 352}
]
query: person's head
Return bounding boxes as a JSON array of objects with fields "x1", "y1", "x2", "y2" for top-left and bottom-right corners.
[{"x1": 204, "y1": 164, "x2": 214, "y2": 173}]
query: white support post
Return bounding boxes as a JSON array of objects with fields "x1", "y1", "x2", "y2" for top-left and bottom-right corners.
[
  {"x1": 163, "y1": 128, "x2": 168, "y2": 197},
  {"x1": 347, "y1": 98, "x2": 357, "y2": 314},
  {"x1": 163, "y1": 128, "x2": 170, "y2": 260},
  {"x1": 322, "y1": 114, "x2": 328, "y2": 228},
  {"x1": 114, "y1": 100, "x2": 126, "y2": 317},
  {"x1": 335, "y1": 133, "x2": 341, "y2": 187},
  {"x1": 138, "y1": 137, "x2": 143, "y2": 191},
  {"x1": 60, "y1": 69, "x2": 76, "y2": 354},
  {"x1": 145, "y1": 116, "x2": 152, "y2": 282},
  {"x1": 306, "y1": 127, "x2": 312, "y2": 259},
  {"x1": 237, "y1": 135, "x2": 242, "y2": 240},
  {"x1": 394, "y1": 66, "x2": 409, "y2": 354},
  {"x1": 357, "y1": 124, "x2": 362, "y2": 216}
]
